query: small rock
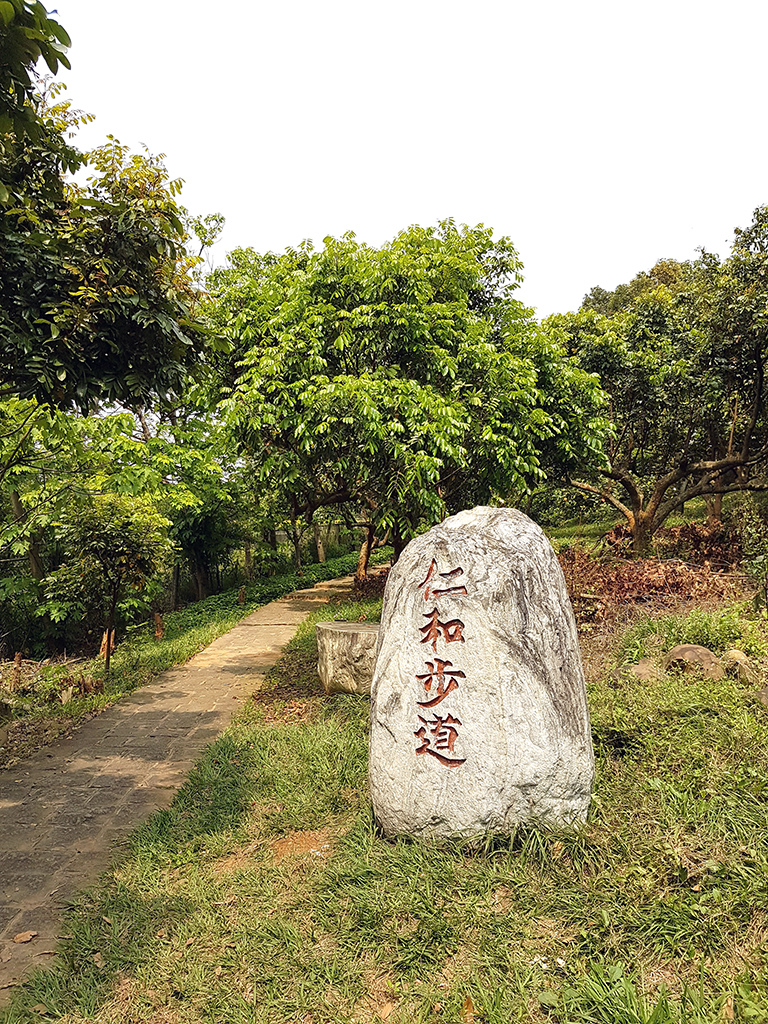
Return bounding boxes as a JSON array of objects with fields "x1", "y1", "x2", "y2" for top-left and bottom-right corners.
[
  {"x1": 625, "y1": 658, "x2": 660, "y2": 682},
  {"x1": 754, "y1": 688, "x2": 768, "y2": 708},
  {"x1": 662, "y1": 644, "x2": 724, "y2": 680},
  {"x1": 723, "y1": 649, "x2": 757, "y2": 685}
]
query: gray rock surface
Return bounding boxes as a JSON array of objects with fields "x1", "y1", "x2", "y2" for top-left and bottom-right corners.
[
  {"x1": 619, "y1": 658, "x2": 660, "y2": 682},
  {"x1": 316, "y1": 621, "x2": 380, "y2": 695},
  {"x1": 723, "y1": 648, "x2": 756, "y2": 685},
  {"x1": 662, "y1": 644, "x2": 724, "y2": 680},
  {"x1": 368, "y1": 507, "x2": 594, "y2": 837}
]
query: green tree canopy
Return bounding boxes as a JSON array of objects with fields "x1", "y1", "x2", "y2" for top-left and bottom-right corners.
[
  {"x1": 581, "y1": 259, "x2": 690, "y2": 315},
  {"x1": 0, "y1": 0, "x2": 70, "y2": 146},
  {"x1": 1, "y1": 4, "x2": 221, "y2": 410},
  {"x1": 210, "y1": 221, "x2": 608, "y2": 556},
  {"x1": 1, "y1": 119, "x2": 215, "y2": 408},
  {"x1": 553, "y1": 208, "x2": 768, "y2": 554},
  {"x1": 44, "y1": 493, "x2": 171, "y2": 673}
]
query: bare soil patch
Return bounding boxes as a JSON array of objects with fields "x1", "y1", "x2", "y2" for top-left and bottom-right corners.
[
  {"x1": 0, "y1": 714, "x2": 92, "y2": 770},
  {"x1": 251, "y1": 645, "x2": 326, "y2": 724},
  {"x1": 270, "y1": 827, "x2": 336, "y2": 863}
]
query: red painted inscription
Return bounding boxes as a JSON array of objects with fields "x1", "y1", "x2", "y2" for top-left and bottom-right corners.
[
  {"x1": 414, "y1": 713, "x2": 467, "y2": 767},
  {"x1": 416, "y1": 659, "x2": 465, "y2": 708}
]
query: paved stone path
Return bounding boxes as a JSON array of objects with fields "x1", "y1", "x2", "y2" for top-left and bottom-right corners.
[{"x1": 0, "y1": 576, "x2": 353, "y2": 1001}]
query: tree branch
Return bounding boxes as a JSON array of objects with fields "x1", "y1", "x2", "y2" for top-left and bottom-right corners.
[{"x1": 567, "y1": 477, "x2": 634, "y2": 523}]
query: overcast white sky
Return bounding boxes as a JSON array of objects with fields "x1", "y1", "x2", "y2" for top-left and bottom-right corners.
[{"x1": 55, "y1": 0, "x2": 768, "y2": 316}]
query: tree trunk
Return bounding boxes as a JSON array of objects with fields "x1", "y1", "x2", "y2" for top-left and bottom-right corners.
[
  {"x1": 104, "y1": 589, "x2": 118, "y2": 679},
  {"x1": 10, "y1": 490, "x2": 45, "y2": 580},
  {"x1": 704, "y1": 492, "x2": 724, "y2": 525},
  {"x1": 263, "y1": 528, "x2": 277, "y2": 551},
  {"x1": 392, "y1": 524, "x2": 408, "y2": 564},
  {"x1": 192, "y1": 558, "x2": 209, "y2": 601},
  {"x1": 289, "y1": 509, "x2": 302, "y2": 572},
  {"x1": 632, "y1": 514, "x2": 654, "y2": 558},
  {"x1": 136, "y1": 407, "x2": 152, "y2": 442},
  {"x1": 244, "y1": 540, "x2": 253, "y2": 577},
  {"x1": 356, "y1": 525, "x2": 376, "y2": 582},
  {"x1": 313, "y1": 521, "x2": 326, "y2": 563}
]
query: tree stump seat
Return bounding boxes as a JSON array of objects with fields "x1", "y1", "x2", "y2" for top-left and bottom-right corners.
[{"x1": 316, "y1": 621, "x2": 380, "y2": 696}]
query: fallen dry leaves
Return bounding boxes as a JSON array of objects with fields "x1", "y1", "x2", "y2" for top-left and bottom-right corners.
[
  {"x1": 13, "y1": 930, "x2": 37, "y2": 944},
  {"x1": 558, "y1": 548, "x2": 744, "y2": 625}
]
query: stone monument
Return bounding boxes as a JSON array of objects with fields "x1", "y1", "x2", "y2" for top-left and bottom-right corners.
[{"x1": 368, "y1": 506, "x2": 594, "y2": 837}]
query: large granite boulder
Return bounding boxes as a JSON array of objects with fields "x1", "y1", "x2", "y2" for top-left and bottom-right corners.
[{"x1": 369, "y1": 507, "x2": 594, "y2": 837}]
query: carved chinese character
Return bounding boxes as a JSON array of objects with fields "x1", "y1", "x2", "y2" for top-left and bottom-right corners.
[
  {"x1": 417, "y1": 559, "x2": 467, "y2": 602},
  {"x1": 416, "y1": 659, "x2": 465, "y2": 708},
  {"x1": 419, "y1": 610, "x2": 465, "y2": 652},
  {"x1": 414, "y1": 713, "x2": 466, "y2": 767}
]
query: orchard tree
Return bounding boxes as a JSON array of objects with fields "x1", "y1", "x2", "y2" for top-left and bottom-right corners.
[
  {"x1": 1, "y1": 3, "x2": 221, "y2": 410},
  {"x1": 553, "y1": 211, "x2": 768, "y2": 555},
  {"x1": 211, "y1": 222, "x2": 608, "y2": 561},
  {"x1": 1, "y1": 123, "x2": 216, "y2": 408},
  {"x1": 548, "y1": 295, "x2": 705, "y2": 555},
  {"x1": 43, "y1": 494, "x2": 171, "y2": 675},
  {"x1": 581, "y1": 259, "x2": 689, "y2": 315}
]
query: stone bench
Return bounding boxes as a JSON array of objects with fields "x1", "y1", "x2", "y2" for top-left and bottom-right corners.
[{"x1": 316, "y1": 621, "x2": 380, "y2": 696}]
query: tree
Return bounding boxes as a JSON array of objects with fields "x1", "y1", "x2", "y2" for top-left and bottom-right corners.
[
  {"x1": 0, "y1": 0, "x2": 70, "y2": 149},
  {"x1": 554, "y1": 213, "x2": 768, "y2": 554},
  {"x1": 581, "y1": 260, "x2": 688, "y2": 315},
  {"x1": 0, "y1": 385, "x2": 252, "y2": 646},
  {"x1": 43, "y1": 494, "x2": 171, "y2": 675},
  {"x1": 211, "y1": 222, "x2": 608, "y2": 560},
  {"x1": 1, "y1": 120, "x2": 216, "y2": 408},
  {"x1": 2, "y1": 4, "x2": 225, "y2": 411}
]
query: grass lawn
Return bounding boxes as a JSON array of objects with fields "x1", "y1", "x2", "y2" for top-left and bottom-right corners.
[{"x1": 3, "y1": 597, "x2": 768, "y2": 1023}]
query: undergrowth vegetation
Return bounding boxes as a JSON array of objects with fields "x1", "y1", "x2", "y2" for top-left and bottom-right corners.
[
  {"x1": 0, "y1": 552, "x2": 389, "y2": 762},
  {"x1": 616, "y1": 605, "x2": 768, "y2": 665},
  {"x1": 4, "y1": 598, "x2": 768, "y2": 1023}
]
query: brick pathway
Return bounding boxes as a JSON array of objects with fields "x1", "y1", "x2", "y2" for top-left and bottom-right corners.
[{"x1": 0, "y1": 577, "x2": 352, "y2": 1001}]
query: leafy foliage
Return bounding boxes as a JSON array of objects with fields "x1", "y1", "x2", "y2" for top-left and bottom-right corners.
[
  {"x1": 212, "y1": 221, "x2": 607, "y2": 554},
  {"x1": 0, "y1": 0, "x2": 70, "y2": 149},
  {"x1": 552, "y1": 210, "x2": 768, "y2": 554},
  {"x1": 41, "y1": 493, "x2": 171, "y2": 678},
  {"x1": 1, "y1": 124, "x2": 213, "y2": 408}
]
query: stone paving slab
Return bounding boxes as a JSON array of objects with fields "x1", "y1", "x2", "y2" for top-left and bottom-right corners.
[{"x1": 0, "y1": 576, "x2": 352, "y2": 1001}]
